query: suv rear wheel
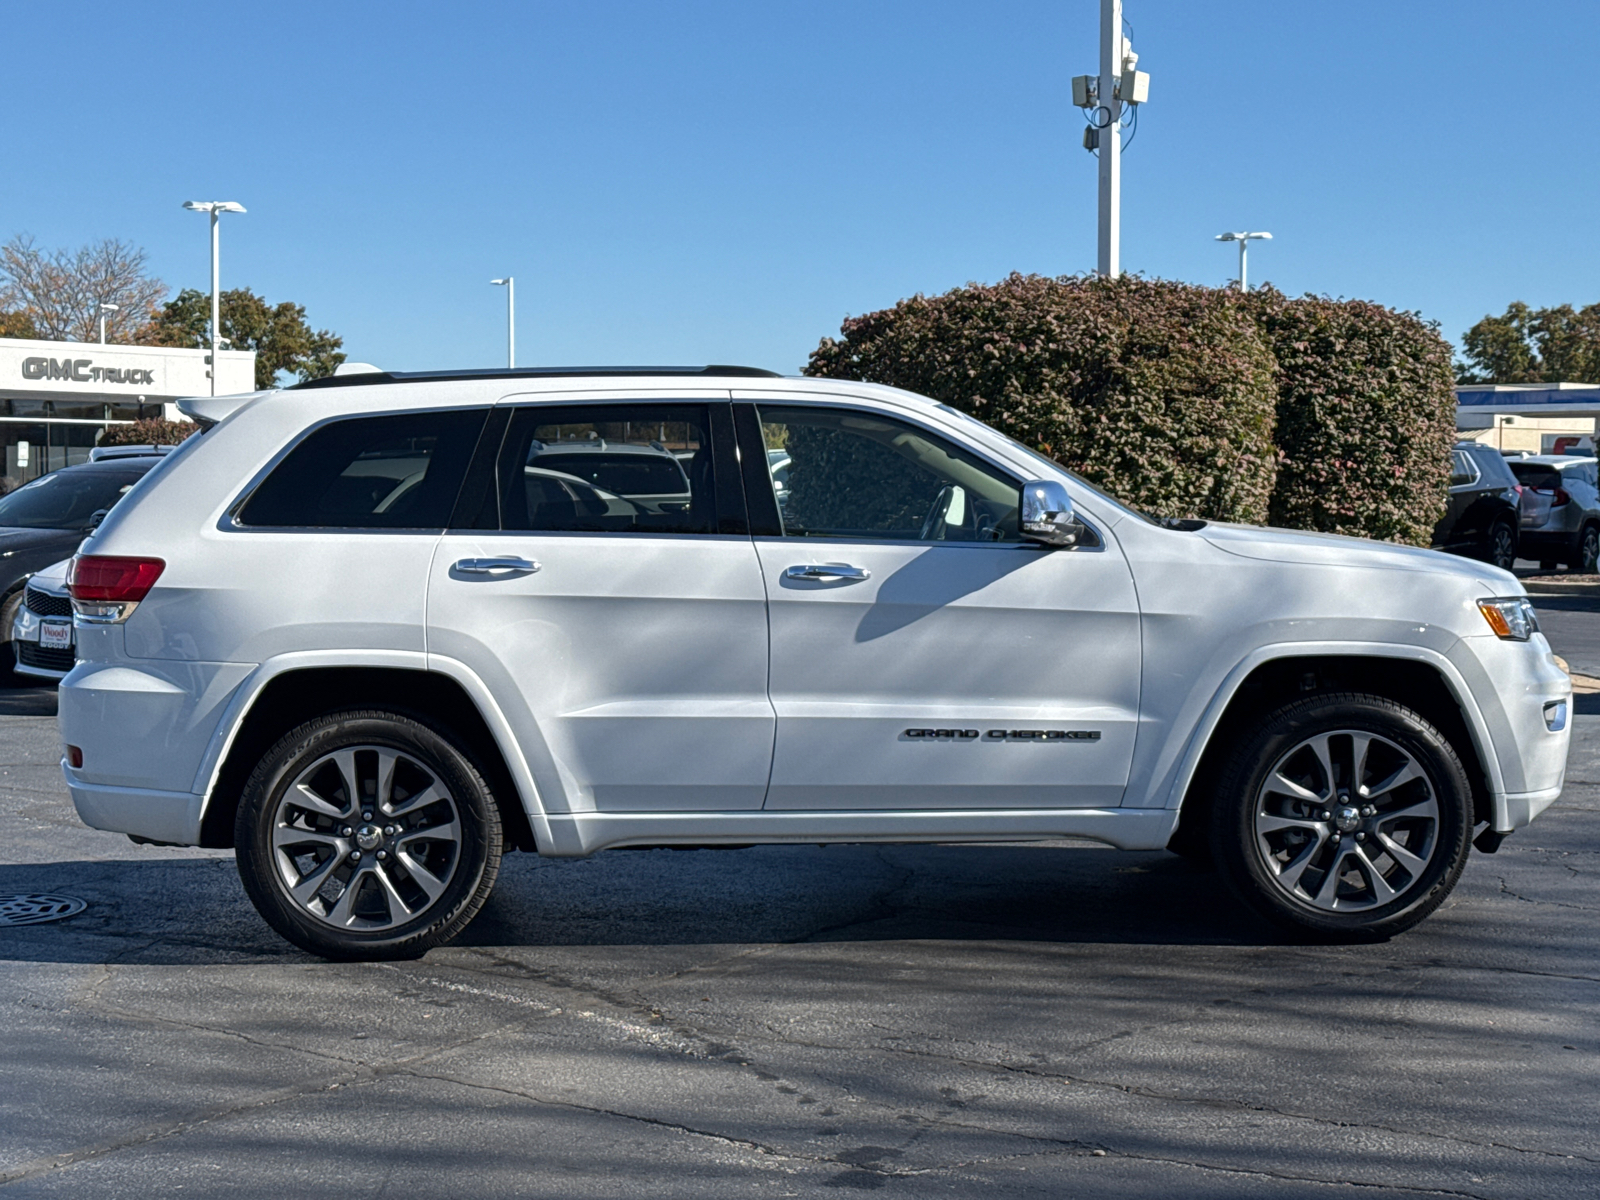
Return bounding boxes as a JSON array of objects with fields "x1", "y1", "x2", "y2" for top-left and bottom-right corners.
[
  {"x1": 1482, "y1": 517, "x2": 1517, "y2": 572},
  {"x1": 1572, "y1": 524, "x2": 1600, "y2": 573},
  {"x1": 235, "y1": 711, "x2": 502, "y2": 960},
  {"x1": 1211, "y1": 693, "x2": 1473, "y2": 940}
]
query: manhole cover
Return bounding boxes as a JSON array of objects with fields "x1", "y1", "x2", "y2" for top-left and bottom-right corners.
[{"x1": 0, "y1": 894, "x2": 88, "y2": 926}]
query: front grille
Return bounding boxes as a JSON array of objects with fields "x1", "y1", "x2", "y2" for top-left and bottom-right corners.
[
  {"x1": 24, "y1": 587, "x2": 71, "y2": 618},
  {"x1": 17, "y1": 642, "x2": 74, "y2": 672}
]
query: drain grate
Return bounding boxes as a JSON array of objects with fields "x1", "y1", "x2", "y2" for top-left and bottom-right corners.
[{"x1": 0, "y1": 894, "x2": 88, "y2": 926}]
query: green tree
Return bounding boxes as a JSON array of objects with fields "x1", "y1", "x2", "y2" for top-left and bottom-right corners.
[
  {"x1": 1457, "y1": 300, "x2": 1600, "y2": 384},
  {"x1": 140, "y1": 288, "x2": 345, "y2": 389},
  {"x1": 0, "y1": 308, "x2": 37, "y2": 339}
]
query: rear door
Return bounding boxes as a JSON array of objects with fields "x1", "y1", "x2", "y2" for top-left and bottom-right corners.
[{"x1": 426, "y1": 394, "x2": 775, "y2": 814}]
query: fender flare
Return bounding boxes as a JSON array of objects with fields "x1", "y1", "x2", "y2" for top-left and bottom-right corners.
[
  {"x1": 1161, "y1": 640, "x2": 1507, "y2": 826},
  {"x1": 190, "y1": 649, "x2": 555, "y2": 852}
]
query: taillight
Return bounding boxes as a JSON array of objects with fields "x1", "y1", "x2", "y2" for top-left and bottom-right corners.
[
  {"x1": 1554, "y1": 487, "x2": 1571, "y2": 506},
  {"x1": 68, "y1": 555, "x2": 165, "y2": 624}
]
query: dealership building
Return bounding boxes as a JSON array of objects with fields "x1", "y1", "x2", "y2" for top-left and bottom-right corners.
[{"x1": 0, "y1": 336, "x2": 255, "y2": 487}]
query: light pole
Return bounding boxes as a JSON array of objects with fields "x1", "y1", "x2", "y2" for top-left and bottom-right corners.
[
  {"x1": 182, "y1": 200, "x2": 247, "y2": 394},
  {"x1": 1215, "y1": 231, "x2": 1272, "y2": 291},
  {"x1": 490, "y1": 277, "x2": 515, "y2": 368},
  {"x1": 97, "y1": 302, "x2": 119, "y2": 344}
]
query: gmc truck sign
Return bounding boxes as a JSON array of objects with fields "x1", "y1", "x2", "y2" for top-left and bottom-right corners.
[{"x1": 20, "y1": 357, "x2": 156, "y2": 386}]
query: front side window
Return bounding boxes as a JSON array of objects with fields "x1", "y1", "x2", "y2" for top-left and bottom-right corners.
[
  {"x1": 757, "y1": 406, "x2": 1021, "y2": 542},
  {"x1": 237, "y1": 409, "x2": 487, "y2": 529},
  {"x1": 495, "y1": 404, "x2": 717, "y2": 534}
]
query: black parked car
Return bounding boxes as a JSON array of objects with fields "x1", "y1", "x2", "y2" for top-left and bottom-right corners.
[
  {"x1": 1431, "y1": 442, "x2": 1521, "y2": 570},
  {"x1": 0, "y1": 448, "x2": 170, "y2": 674}
]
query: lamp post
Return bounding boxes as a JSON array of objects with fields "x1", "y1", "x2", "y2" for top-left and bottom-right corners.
[
  {"x1": 490, "y1": 277, "x2": 515, "y2": 368},
  {"x1": 182, "y1": 200, "x2": 247, "y2": 394},
  {"x1": 97, "y1": 302, "x2": 119, "y2": 344},
  {"x1": 1214, "y1": 231, "x2": 1272, "y2": 291}
]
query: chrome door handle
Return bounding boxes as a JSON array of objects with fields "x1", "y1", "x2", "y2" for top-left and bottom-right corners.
[
  {"x1": 454, "y1": 556, "x2": 540, "y2": 575},
  {"x1": 785, "y1": 563, "x2": 870, "y2": 581}
]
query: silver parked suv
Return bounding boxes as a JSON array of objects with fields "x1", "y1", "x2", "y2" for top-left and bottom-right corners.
[
  {"x1": 58, "y1": 367, "x2": 1571, "y2": 959},
  {"x1": 1507, "y1": 454, "x2": 1600, "y2": 571}
]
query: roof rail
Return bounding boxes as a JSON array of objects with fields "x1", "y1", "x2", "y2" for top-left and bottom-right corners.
[{"x1": 288, "y1": 365, "x2": 782, "y2": 390}]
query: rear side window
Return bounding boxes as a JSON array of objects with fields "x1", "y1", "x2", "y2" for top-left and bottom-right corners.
[
  {"x1": 1467, "y1": 446, "x2": 1513, "y2": 486},
  {"x1": 237, "y1": 409, "x2": 488, "y2": 529},
  {"x1": 492, "y1": 404, "x2": 718, "y2": 534}
]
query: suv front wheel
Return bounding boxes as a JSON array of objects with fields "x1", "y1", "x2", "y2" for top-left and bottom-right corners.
[
  {"x1": 235, "y1": 711, "x2": 502, "y2": 960},
  {"x1": 1211, "y1": 693, "x2": 1473, "y2": 940}
]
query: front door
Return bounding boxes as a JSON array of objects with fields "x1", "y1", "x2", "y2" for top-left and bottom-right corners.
[
  {"x1": 737, "y1": 398, "x2": 1141, "y2": 811},
  {"x1": 427, "y1": 397, "x2": 775, "y2": 814}
]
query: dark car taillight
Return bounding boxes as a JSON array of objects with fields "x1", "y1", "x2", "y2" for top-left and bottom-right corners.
[{"x1": 68, "y1": 555, "x2": 165, "y2": 624}]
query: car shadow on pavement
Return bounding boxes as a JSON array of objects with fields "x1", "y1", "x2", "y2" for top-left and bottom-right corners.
[
  {"x1": 0, "y1": 676, "x2": 58, "y2": 716},
  {"x1": 0, "y1": 844, "x2": 1288, "y2": 967}
]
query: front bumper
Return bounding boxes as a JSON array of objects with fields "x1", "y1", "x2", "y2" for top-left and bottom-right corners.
[
  {"x1": 10, "y1": 605, "x2": 73, "y2": 680},
  {"x1": 1452, "y1": 633, "x2": 1572, "y2": 832}
]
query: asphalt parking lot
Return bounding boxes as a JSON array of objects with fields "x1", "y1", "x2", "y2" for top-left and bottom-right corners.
[{"x1": 1, "y1": 611, "x2": 1597, "y2": 1199}]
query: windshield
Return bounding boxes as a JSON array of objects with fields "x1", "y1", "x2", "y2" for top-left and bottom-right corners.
[{"x1": 0, "y1": 469, "x2": 143, "y2": 530}]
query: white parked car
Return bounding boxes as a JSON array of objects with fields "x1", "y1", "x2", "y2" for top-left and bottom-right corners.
[
  {"x1": 57, "y1": 367, "x2": 1571, "y2": 959},
  {"x1": 11, "y1": 557, "x2": 74, "y2": 680}
]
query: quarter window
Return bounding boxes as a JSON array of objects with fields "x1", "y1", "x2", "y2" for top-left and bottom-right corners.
[
  {"x1": 495, "y1": 404, "x2": 719, "y2": 534},
  {"x1": 757, "y1": 406, "x2": 1022, "y2": 541},
  {"x1": 237, "y1": 409, "x2": 488, "y2": 529}
]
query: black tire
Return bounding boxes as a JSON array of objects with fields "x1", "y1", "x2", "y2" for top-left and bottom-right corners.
[
  {"x1": 1211, "y1": 693, "x2": 1473, "y2": 941},
  {"x1": 0, "y1": 588, "x2": 24, "y2": 685},
  {"x1": 235, "y1": 710, "x2": 502, "y2": 960},
  {"x1": 1571, "y1": 524, "x2": 1600, "y2": 574},
  {"x1": 1480, "y1": 517, "x2": 1518, "y2": 572}
]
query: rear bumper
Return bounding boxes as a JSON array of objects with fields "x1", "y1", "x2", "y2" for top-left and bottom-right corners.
[{"x1": 64, "y1": 774, "x2": 203, "y2": 845}]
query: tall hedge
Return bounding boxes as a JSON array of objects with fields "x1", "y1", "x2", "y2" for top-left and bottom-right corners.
[
  {"x1": 1249, "y1": 289, "x2": 1456, "y2": 545},
  {"x1": 99, "y1": 417, "x2": 198, "y2": 447},
  {"x1": 807, "y1": 273, "x2": 1280, "y2": 525},
  {"x1": 806, "y1": 274, "x2": 1456, "y2": 544}
]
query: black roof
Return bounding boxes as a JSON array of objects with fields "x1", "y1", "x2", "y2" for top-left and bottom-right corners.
[{"x1": 289, "y1": 365, "x2": 782, "y2": 391}]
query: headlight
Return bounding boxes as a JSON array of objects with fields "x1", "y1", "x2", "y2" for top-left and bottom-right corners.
[{"x1": 1477, "y1": 596, "x2": 1540, "y2": 641}]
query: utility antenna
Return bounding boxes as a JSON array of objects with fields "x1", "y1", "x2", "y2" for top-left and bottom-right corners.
[{"x1": 1072, "y1": 0, "x2": 1150, "y2": 278}]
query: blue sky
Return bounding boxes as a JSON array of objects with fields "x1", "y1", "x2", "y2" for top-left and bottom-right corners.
[{"x1": 4, "y1": 1, "x2": 1597, "y2": 375}]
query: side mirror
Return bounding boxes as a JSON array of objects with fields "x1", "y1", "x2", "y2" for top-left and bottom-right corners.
[{"x1": 1020, "y1": 480, "x2": 1082, "y2": 548}]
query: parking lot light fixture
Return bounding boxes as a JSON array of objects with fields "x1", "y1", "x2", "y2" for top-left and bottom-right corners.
[
  {"x1": 182, "y1": 201, "x2": 247, "y2": 394},
  {"x1": 491, "y1": 277, "x2": 515, "y2": 368},
  {"x1": 1215, "y1": 231, "x2": 1272, "y2": 291},
  {"x1": 97, "y1": 302, "x2": 119, "y2": 344}
]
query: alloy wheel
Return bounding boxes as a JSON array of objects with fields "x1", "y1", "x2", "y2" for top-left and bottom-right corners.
[
  {"x1": 271, "y1": 746, "x2": 463, "y2": 930},
  {"x1": 1489, "y1": 523, "x2": 1516, "y2": 571},
  {"x1": 1252, "y1": 730, "x2": 1439, "y2": 912}
]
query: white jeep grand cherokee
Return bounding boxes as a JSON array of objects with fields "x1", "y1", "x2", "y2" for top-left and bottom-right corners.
[{"x1": 58, "y1": 366, "x2": 1571, "y2": 959}]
